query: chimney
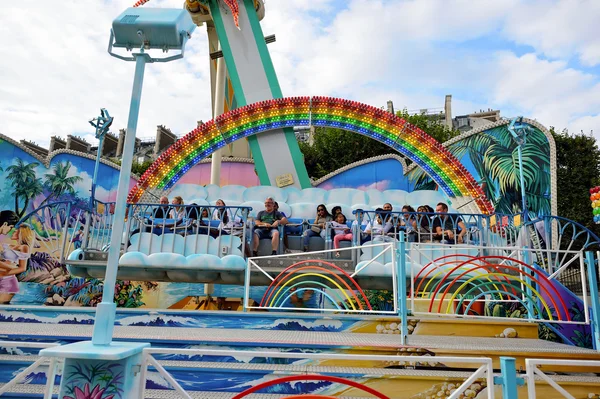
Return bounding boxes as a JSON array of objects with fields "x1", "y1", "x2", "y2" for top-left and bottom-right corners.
[{"x1": 444, "y1": 95, "x2": 452, "y2": 129}]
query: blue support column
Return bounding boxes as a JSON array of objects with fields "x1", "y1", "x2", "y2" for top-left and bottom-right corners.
[
  {"x1": 397, "y1": 232, "x2": 408, "y2": 345},
  {"x1": 521, "y1": 246, "x2": 535, "y2": 320},
  {"x1": 92, "y1": 52, "x2": 149, "y2": 346},
  {"x1": 90, "y1": 134, "x2": 105, "y2": 210},
  {"x1": 516, "y1": 144, "x2": 528, "y2": 222},
  {"x1": 499, "y1": 357, "x2": 519, "y2": 399},
  {"x1": 41, "y1": 52, "x2": 151, "y2": 399},
  {"x1": 585, "y1": 251, "x2": 600, "y2": 351}
]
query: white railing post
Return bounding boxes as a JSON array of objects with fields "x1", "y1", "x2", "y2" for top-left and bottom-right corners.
[
  {"x1": 43, "y1": 357, "x2": 57, "y2": 399},
  {"x1": 138, "y1": 349, "x2": 150, "y2": 399},
  {"x1": 447, "y1": 365, "x2": 487, "y2": 399},
  {"x1": 525, "y1": 359, "x2": 537, "y2": 399},
  {"x1": 147, "y1": 355, "x2": 192, "y2": 399},
  {"x1": 526, "y1": 358, "x2": 600, "y2": 399}
]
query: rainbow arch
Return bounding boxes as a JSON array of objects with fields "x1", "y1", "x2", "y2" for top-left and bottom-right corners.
[
  {"x1": 259, "y1": 260, "x2": 372, "y2": 311},
  {"x1": 414, "y1": 255, "x2": 571, "y2": 321},
  {"x1": 127, "y1": 96, "x2": 494, "y2": 214}
]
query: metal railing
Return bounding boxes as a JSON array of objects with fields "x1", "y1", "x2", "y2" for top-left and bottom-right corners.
[
  {"x1": 525, "y1": 358, "x2": 600, "y2": 398},
  {"x1": 83, "y1": 199, "x2": 115, "y2": 251},
  {"x1": 138, "y1": 347, "x2": 495, "y2": 399},
  {"x1": 115, "y1": 203, "x2": 251, "y2": 258},
  {"x1": 407, "y1": 244, "x2": 593, "y2": 327},
  {"x1": 0, "y1": 341, "x2": 60, "y2": 398},
  {"x1": 245, "y1": 242, "x2": 400, "y2": 315},
  {"x1": 350, "y1": 210, "x2": 529, "y2": 250}
]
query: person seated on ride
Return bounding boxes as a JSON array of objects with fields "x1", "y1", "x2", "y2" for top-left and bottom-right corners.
[
  {"x1": 153, "y1": 196, "x2": 170, "y2": 218},
  {"x1": 302, "y1": 204, "x2": 332, "y2": 252},
  {"x1": 144, "y1": 196, "x2": 171, "y2": 234},
  {"x1": 331, "y1": 213, "x2": 352, "y2": 257},
  {"x1": 351, "y1": 210, "x2": 371, "y2": 244},
  {"x1": 398, "y1": 205, "x2": 417, "y2": 242},
  {"x1": 380, "y1": 203, "x2": 396, "y2": 236},
  {"x1": 213, "y1": 199, "x2": 243, "y2": 236},
  {"x1": 169, "y1": 196, "x2": 185, "y2": 220},
  {"x1": 159, "y1": 196, "x2": 187, "y2": 234},
  {"x1": 273, "y1": 201, "x2": 286, "y2": 218},
  {"x1": 253, "y1": 197, "x2": 287, "y2": 256},
  {"x1": 433, "y1": 202, "x2": 467, "y2": 244},
  {"x1": 414, "y1": 205, "x2": 435, "y2": 242},
  {"x1": 365, "y1": 208, "x2": 395, "y2": 243}
]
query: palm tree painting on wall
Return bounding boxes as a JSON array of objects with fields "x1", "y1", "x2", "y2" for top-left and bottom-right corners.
[
  {"x1": 407, "y1": 124, "x2": 551, "y2": 216},
  {"x1": 40, "y1": 160, "x2": 83, "y2": 206},
  {"x1": 6, "y1": 158, "x2": 44, "y2": 218},
  {"x1": 5, "y1": 159, "x2": 83, "y2": 218}
]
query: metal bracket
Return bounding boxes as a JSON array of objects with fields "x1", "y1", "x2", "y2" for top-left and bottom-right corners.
[
  {"x1": 210, "y1": 34, "x2": 275, "y2": 59},
  {"x1": 493, "y1": 376, "x2": 526, "y2": 386},
  {"x1": 108, "y1": 30, "x2": 189, "y2": 63},
  {"x1": 89, "y1": 108, "x2": 114, "y2": 140}
]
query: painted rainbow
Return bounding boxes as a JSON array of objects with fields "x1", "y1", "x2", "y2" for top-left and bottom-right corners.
[{"x1": 127, "y1": 96, "x2": 494, "y2": 214}]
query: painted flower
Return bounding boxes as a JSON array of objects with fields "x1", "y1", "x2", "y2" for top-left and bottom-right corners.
[
  {"x1": 63, "y1": 383, "x2": 114, "y2": 399},
  {"x1": 63, "y1": 383, "x2": 115, "y2": 399}
]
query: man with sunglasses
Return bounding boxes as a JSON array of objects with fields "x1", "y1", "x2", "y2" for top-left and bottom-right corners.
[{"x1": 253, "y1": 197, "x2": 288, "y2": 256}]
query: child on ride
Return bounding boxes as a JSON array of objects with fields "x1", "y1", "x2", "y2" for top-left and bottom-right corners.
[{"x1": 331, "y1": 213, "x2": 351, "y2": 257}]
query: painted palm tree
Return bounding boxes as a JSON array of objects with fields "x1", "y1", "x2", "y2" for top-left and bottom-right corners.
[
  {"x1": 40, "y1": 161, "x2": 83, "y2": 205},
  {"x1": 14, "y1": 176, "x2": 44, "y2": 217},
  {"x1": 5, "y1": 158, "x2": 40, "y2": 216},
  {"x1": 407, "y1": 125, "x2": 551, "y2": 215}
]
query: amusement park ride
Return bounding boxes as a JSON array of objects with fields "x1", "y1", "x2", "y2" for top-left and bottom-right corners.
[{"x1": 0, "y1": 1, "x2": 599, "y2": 398}]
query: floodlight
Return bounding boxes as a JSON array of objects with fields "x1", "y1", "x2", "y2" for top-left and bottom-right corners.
[{"x1": 108, "y1": 7, "x2": 195, "y2": 62}]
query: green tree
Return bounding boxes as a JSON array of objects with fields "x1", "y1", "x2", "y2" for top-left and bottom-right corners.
[
  {"x1": 41, "y1": 161, "x2": 83, "y2": 205},
  {"x1": 299, "y1": 110, "x2": 460, "y2": 179},
  {"x1": 110, "y1": 158, "x2": 153, "y2": 176},
  {"x1": 6, "y1": 158, "x2": 40, "y2": 216},
  {"x1": 551, "y1": 128, "x2": 600, "y2": 234},
  {"x1": 131, "y1": 159, "x2": 154, "y2": 176}
]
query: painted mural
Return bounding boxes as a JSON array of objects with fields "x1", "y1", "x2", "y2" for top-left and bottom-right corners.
[
  {"x1": 316, "y1": 157, "x2": 414, "y2": 192},
  {"x1": 315, "y1": 120, "x2": 554, "y2": 217},
  {"x1": 408, "y1": 122, "x2": 553, "y2": 216},
  {"x1": 0, "y1": 136, "x2": 145, "y2": 309}
]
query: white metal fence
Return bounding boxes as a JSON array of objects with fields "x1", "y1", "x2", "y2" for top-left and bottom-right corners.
[
  {"x1": 407, "y1": 243, "x2": 591, "y2": 326},
  {"x1": 526, "y1": 358, "x2": 600, "y2": 399},
  {"x1": 138, "y1": 347, "x2": 495, "y2": 399},
  {"x1": 245, "y1": 243, "x2": 399, "y2": 315},
  {"x1": 0, "y1": 341, "x2": 60, "y2": 399}
]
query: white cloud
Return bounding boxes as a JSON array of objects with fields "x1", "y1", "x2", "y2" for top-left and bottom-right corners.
[
  {"x1": 0, "y1": 0, "x2": 212, "y2": 147},
  {"x1": 491, "y1": 52, "x2": 600, "y2": 135},
  {"x1": 502, "y1": 0, "x2": 600, "y2": 66},
  {"x1": 1, "y1": 0, "x2": 600, "y2": 150}
]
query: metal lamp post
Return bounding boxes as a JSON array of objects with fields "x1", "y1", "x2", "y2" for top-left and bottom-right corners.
[
  {"x1": 94, "y1": 6, "x2": 196, "y2": 346},
  {"x1": 507, "y1": 116, "x2": 530, "y2": 222},
  {"x1": 82, "y1": 108, "x2": 113, "y2": 248},
  {"x1": 40, "y1": 8, "x2": 195, "y2": 398},
  {"x1": 88, "y1": 108, "x2": 113, "y2": 212}
]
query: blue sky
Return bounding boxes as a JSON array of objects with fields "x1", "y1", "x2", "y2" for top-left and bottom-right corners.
[{"x1": 1, "y1": 0, "x2": 599, "y2": 146}]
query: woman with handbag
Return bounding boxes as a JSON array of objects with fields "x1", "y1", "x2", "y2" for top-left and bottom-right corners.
[{"x1": 302, "y1": 204, "x2": 331, "y2": 252}]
